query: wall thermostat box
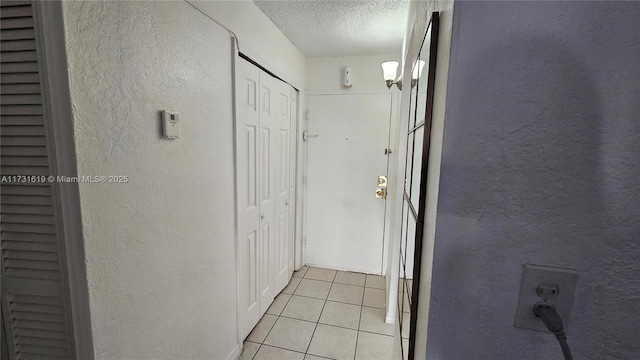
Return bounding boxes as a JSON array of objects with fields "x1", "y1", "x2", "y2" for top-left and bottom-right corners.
[{"x1": 162, "y1": 110, "x2": 180, "y2": 139}]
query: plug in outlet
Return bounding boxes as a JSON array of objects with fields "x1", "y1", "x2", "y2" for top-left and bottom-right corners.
[{"x1": 514, "y1": 264, "x2": 578, "y2": 332}]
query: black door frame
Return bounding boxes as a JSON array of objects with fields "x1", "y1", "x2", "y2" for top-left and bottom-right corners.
[{"x1": 407, "y1": 11, "x2": 440, "y2": 360}]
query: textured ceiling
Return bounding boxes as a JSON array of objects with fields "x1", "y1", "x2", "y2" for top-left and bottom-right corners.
[{"x1": 253, "y1": 0, "x2": 410, "y2": 57}]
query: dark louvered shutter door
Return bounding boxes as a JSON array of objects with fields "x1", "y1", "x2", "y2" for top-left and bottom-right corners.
[{"x1": 1, "y1": 1, "x2": 76, "y2": 359}]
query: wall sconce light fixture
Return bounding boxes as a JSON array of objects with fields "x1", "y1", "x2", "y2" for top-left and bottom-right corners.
[
  {"x1": 381, "y1": 61, "x2": 399, "y2": 89},
  {"x1": 381, "y1": 60, "x2": 425, "y2": 90}
]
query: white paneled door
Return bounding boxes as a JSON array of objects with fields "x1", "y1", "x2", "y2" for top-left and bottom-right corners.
[
  {"x1": 258, "y1": 71, "x2": 276, "y2": 317},
  {"x1": 235, "y1": 57, "x2": 293, "y2": 339},
  {"x1": 306, "y1": 94, "x2": 392, "y2": 274},
  {"x1": 235, "y1": 59, "x2": 261, "y2": 337},
  {"x1": 274, "y1": 80, "x2": 292, "y2": 293},
  {"x1": 288, "y1": 89, "x2": 297, "y2": 276}
]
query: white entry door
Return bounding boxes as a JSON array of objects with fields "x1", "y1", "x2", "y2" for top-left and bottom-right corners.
[{"x1": 306, "y1": 94, "x2": 392, "y2": 274}]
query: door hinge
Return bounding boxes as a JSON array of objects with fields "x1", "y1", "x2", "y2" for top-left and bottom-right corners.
[
  {"x1": 305, "y1": 110, "x2": 309, "y2": 120},
  {"x1": 304, "y1": 236, "x2": 308, "y2": 244},
  {"x1": 303, "y1": 175, "x2": 308, "y2": 185}
]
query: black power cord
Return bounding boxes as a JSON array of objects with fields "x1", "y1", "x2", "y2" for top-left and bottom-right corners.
[{"x1": 533, "y1": 302, "x2": 573, "y2": 360}]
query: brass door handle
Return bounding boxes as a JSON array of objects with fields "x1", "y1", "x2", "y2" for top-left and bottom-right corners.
[
  {"x1": 378, "y1": 175, "x2": 388, "y2": 188},
  {"x1": 375, "y1": 188, "x2": 387, "y2": 199}
]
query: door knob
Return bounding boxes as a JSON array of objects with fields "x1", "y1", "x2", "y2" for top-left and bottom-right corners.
[{"x1": 375, "y1": 188, "x2": 387, "y2": 199}]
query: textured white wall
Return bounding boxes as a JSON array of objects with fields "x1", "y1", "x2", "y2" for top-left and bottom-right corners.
[
  {"x1": 189, "y1": 0, "x2": 306, "y2": 90},
  {"x1": 426, "y1": 2, "x2": 640, "y2": 359},
  {"x1": 306, "y1": 53, "x2": 400, "y2": 91},
  {"x1": 62, "y1": 2, "x2": 238, "y2": 359},
  {"x1": 187, "y1": 1, "x2": 307, "y2": 271}
]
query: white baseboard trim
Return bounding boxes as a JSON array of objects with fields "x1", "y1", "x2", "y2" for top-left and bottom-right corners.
[
  {"x1": 303, "y1": 262, "x2": 383, "y2": 276},
  {"x1": 225, "y1": 343, "x2": 242, "y2": 360}
]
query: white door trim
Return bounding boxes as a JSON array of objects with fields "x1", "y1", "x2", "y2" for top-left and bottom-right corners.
[{"x1": 34, "y1": 2, "x2": 94, "y2": 357}]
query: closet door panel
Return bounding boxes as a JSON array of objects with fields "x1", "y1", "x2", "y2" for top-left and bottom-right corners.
[
  {"x1": 288, "y1": 87, "x2": 297, "y2": 276},
  {"x1": 258, "y1": 71, "x2": 276, "y2": 316},
  {"x1": 235, "y1": 58, "x2": 261, "y2": 339},
  {"x1": 274, "y1": 80, "x2": 290, "y2": 292},
  {"x1": 236, "y1": 58, "x2": 295, "y2": 338}
]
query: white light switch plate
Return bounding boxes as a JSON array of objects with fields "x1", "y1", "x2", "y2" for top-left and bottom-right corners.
[{"x1": 514, "y1": 264, "x2": 578, "y2": 332}]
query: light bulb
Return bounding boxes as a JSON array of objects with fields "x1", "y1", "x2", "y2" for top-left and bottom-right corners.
[
  {"x1": 381, "y1": 61, "x2": 399, "y2": 81},
  {"x1": 412, "y1": 60, "x2": 425, "y2": 80}
]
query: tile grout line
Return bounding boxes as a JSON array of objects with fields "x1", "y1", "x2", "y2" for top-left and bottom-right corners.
[
  {"x1": 299, "y1": 268, "x2": 384, "y2": 287},
  {"x1": 251, "y1": 344, "x2": 260, "y2": 360},
  {"x1": 300, "y1": 275, "x2": 385, "y2": 289},
  {"x1": 308, "y1": 270, "x2": 338, "y2": 358},
  {"x1": 277, "y1": 311, "x2": 394, "y2": 337},
  {"x1": 304, "y1": 277, "x2": 332, "y2": 357},
  {"x1": 259, "y1": 343, "x2": 308, "y2": 356},
  {"x1": 256, "y1": 286, "x2": 297, "y2": 358},
  {"x1": 252, "y1": 314, "x2": 393, "y2": 357},
  {"x1": 288, "y1": 291, "x2": 384, "y2": 310},
  {"x1": 249, "y1": 268, "x2": 385, "y2": 359},
  {"x1": 303, "y1": 305, "x2": 322, "y2": 357},
  {"x1": 283, "y1": 275, "x2": 304, "y2": 296},
  {"x1": 353, "y1": 276, "x2": 369, "y2": 360}
]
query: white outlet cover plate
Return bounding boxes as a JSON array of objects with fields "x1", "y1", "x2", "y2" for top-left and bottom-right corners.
[{"x1": 514, "y1": 264, "x2": 578, "y2": 332}]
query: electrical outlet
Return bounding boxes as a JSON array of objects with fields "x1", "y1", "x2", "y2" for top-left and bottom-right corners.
[{"x1": 514, "y1": 264, "x2": 578, "y2": 332}]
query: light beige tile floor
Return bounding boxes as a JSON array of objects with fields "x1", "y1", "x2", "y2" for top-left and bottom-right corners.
[{"x1": 241, "y1": 267, "x2": 395, "y2": 360}]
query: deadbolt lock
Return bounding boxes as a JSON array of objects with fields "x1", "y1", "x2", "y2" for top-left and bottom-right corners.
[
  {"x1": 375, "y1": 188, "x2": 387, "y2": 199},
  {"x1": 377, "y1": 175, "x2": 388, "y2": 188}
]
